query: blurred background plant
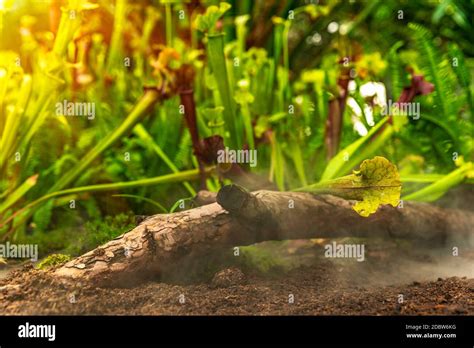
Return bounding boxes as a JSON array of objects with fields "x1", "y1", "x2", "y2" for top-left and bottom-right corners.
[{"x1": 0, "y1": 0, "x2": 472, "y2": 258}]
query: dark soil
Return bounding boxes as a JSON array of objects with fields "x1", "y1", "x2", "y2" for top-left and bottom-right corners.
[{"x1": 1, "y1": 241, "x2": 473, "y2": 315}]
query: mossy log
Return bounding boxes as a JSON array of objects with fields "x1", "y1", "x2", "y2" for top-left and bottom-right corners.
[{"x1": 54, "y1": 185, "x2": 474, "y2": 287}]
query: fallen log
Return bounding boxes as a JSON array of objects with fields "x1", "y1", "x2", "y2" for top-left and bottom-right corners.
[{"x1": 54, "y1": 185, "x2": 474, "y2": 287}]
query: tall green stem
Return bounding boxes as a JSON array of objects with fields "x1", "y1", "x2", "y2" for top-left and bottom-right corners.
[
  {"x1": 38, "y1": 168, "x2": 207, "y2": 211},
  {"x1": 403, "y1": 163, "x2": 473, "y2": 202},
  {"x1": 165, "y1": 2, "x2": 173, "y2": 46},
  {"x1": 272, "y1": 21, "x2": 284, "y2": 111},
  {"x1": 53, "y1": 1, "x2": 82, "y2": 56},
  {"x1": 106, "y1": 0, "x2": 127, "y2": 73},
  {"x1": 1, "y1": 168, "x2": 214, "y2": 232},
  {"x1": 240, "y1": 102, "x2": 254, "y2": 150},
  {"x1": 282, "y1": 21, "x2": 291, "y2": 102},
  {"x1": 207, "y1": 33, "x2": 239, "y2": 149}
]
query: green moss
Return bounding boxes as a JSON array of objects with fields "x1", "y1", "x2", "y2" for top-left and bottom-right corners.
[
  {"x1": 238, "y1": 242, "x2": 294, "y2": 274},
  {"x1": 79, "y1": 213, "x2": 136, "y2": 252},
  {"x1": 36, "y1": 254, "x2": 71, "y2": 270}
]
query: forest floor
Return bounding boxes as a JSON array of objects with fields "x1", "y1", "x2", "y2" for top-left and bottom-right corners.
[{"x1": 1, "y1": 239, "x2": 473, "y2": 315}]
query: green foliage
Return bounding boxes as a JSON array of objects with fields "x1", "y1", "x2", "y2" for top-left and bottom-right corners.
[
  {"x1": 0, "y1": 174, "x2": 38, "y2": 216},
  {"x1": 205, "y1": 32, "x2": 240, "y2": 148},
  {"x1": 409, "y1": 23, "x2": 458, "y2": 121},
  {"x1": 321, "y1": 119, "x2": 392, "y2": 181},
  {"x1": 398, "y1": 23, "x2": 473, "y2": 165},
  {"x1": 32, "y1": 199, "x2": 54, "y2": 232},
  {"x1": 403, "y1": 158, "x2": 474, "y2": 202},
  {"x1": 195, "y1": 2, "x2": 231, "y2": 35},
  {"x1": 387, "y1": 41, "x2": 408, "y2": 99},
  {"x1": 448, "y1": 43, "x2": 473, "y2": 115},
  {"x1": 49, "y1": 90, "x2": 161, "y2": 193},
  {"x1": 0, "y1": 0, "x2": 472, "y2": 256}
]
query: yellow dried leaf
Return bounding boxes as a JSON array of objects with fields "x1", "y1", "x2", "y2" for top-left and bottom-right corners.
[
  {"x1": 299, "y1": 156, "x2": 402, "y2": 217},
  {"x1": 351, "y1": 156, "x2": 401, "y2": 217}
]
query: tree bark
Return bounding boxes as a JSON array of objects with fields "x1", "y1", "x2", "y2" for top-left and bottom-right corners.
[{"x1": 54, "y1": 185, "x2": 474, "y2": 287}]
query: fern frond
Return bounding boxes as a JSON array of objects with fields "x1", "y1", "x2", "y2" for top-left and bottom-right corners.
[
  {"x1": 448, "y1": 42, "x2": 473, "y2": 115},
  {"x1": 408, "y1": 23, "x2": 458, "y2": 119}
]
